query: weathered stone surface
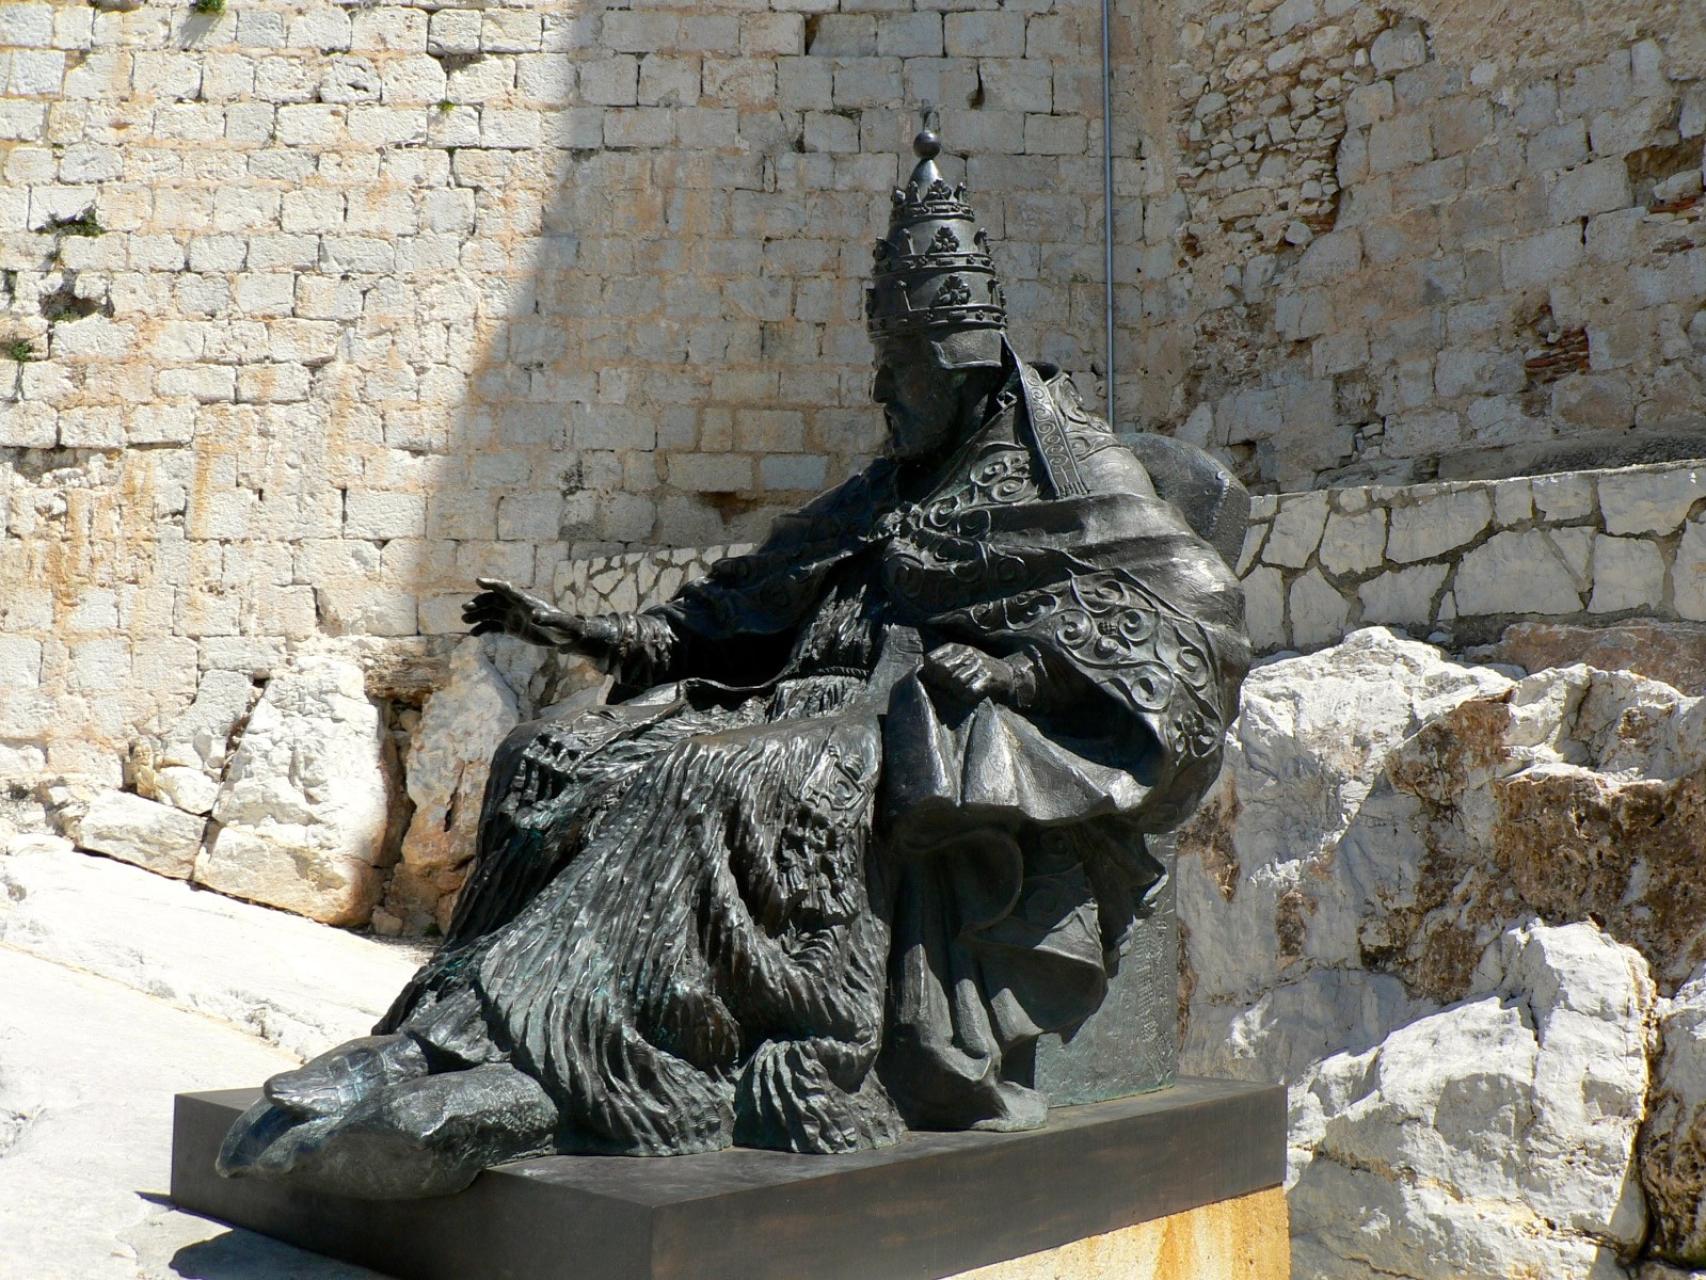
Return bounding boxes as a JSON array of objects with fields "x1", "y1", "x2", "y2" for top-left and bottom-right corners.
[
  {"x1": 1289, "y1": 922, "x2": 1653, "y2": 1279},
  {"x1": 1352, "y1": 665, "x2": 1706, "y2": 997},
  {"x1": 1643, "y1": 968, "x2": 1706, "y2": 1267},
  {"x1": 1359, "y1": 563, "x2": 1448, "y2": 627},
  {"x1": 1678, "y1": 522, "x2": 1706, "y2": 623},
  {"x1": 1, "y1": 839, "x2": 423, "y2": 1058},
  {"x1": 385, "y1": 638, "x2": 523, "y2": 932},
  {"x1": 1454, "y1": 530, "x2": 1584, "y2": 616},
  {"x1": 1591, "y1": 535, "x2": 1668, "y2": 614},
  {"x1": 156, "y1": 669, "x2": 258, "y2": 773},
  {"x1": 1243, "y1": 566, "x2": 1288, "y2": 651},
  {"x1": 150, "y1": 764, "x2": 221, "y2": 816},
  {"x1": 1386, "y1": 489, "x2": 1491, "y2": 564},
  {"x1": 1498, "y1": 620, "x2": 1706, "y2": 694},
  {"x1": 1170, "y1": 627, "x2": 1513, "y2": 1024},
  {"x1": 0, "y1": 933, "x2": 383, "y2": 1280},
  {"x1": 1175, "y1": 628, "x2": 1706, "y2": 1277},
  {"x1": 75, "y1": 790, "x2": 205, "y2": 879},
  {"x1": 1600, "y1": 467, "x2": 1706, "y2": 537},
  {"x1": 1318, "y1": 508, "x2": 1386, "y2": 577},
  {"x1": 1263, "y1": 491, "x2": 1330, "y2": 568},
  {"x1": 1289, "y1": 569, "x2": 1349, "y2": 648},
  {"x1": 196, "y1": 656, "x2": 397, "y2": 926}
]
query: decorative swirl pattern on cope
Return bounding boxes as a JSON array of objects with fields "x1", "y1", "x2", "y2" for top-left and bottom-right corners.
[
  {"x1": 881, "y1": 522, "x2": 1034, "y2": 615},
  {"x1": 916, "y1": 442, "x2": 1041, "y2": 534},
  {"x1": 962, "y1": 568, "x2": 1226, "y2": 765}
]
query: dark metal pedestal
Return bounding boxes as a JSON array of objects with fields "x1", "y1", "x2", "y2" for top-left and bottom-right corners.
[{"x1": 171, "y1": 1078, "x2": 1283, "y2": 1280}]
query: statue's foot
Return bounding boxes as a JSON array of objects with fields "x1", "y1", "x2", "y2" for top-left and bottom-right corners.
[
  {"x1": 264, "y1": 1033, "x2": 429, "y2": 1120},
  {"x1": 219, "y1": 1063, "x2": 559, "y2": 1199},
  {"x1": 967, "y1": 1080, "x2": 1049, "y2": 1133}
]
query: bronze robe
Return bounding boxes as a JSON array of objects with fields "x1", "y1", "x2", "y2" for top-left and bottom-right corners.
[{"x1": 379, "y1": 361, "x2": 1248, "y2": 1153}]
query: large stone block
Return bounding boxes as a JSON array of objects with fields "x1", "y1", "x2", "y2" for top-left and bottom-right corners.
[
  {"x1": 76, "y1": 790, "x2": 206, "y2": 879},
  {"x1": 1599, "y1": 466, "x2": 1705, "y2": 536},
  {"x1": 1291, "y1": 923, "x2": 1652, "y2": 1278},
  {"x1": 386, "y1": 639, "x2": 522, "y2": 931},
  {"x1": 1454, "y1": 530, "x2": 1583, "y2": 616},
  {"x1": 1589, "y1": 534, "x2": 1665, "y2": 613},
  {"x1": 1358, "y1": 563, "x2": 1448, "y2": 626},
  {"x1": 1678, "y1": 521, "x2": 1706, "y2": 622},
  {"x1": 1261, "y1": 490, "x2": 1329, "y2": 569},
  {"x1": 196, "y1": 656, "x2": 396, "y2": 926},
  {"x1": 1386, "y1": 488, "x2": 1491, "y2": 563},
  {"x1": 1174, "y1": 630, "x2": 1706, "y2": 1275}
]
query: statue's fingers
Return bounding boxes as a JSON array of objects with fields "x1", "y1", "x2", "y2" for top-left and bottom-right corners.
[
  {"x1": 469, "y1": 621, "x2": 501, "y2": 636},
  {"x1": 474, "y1": 577, "x2": 512, "y2": 591}
]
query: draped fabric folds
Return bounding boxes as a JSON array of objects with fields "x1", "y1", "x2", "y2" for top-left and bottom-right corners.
[{"x1": 377, "y1": 360, "x2": 1248, "y2": 1152}]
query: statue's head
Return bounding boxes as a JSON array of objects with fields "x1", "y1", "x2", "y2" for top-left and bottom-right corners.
[{"x1": 866, "y1": 117, "x2": 1008, "y2": 460}]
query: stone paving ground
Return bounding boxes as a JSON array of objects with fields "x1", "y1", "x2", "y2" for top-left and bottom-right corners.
[{"x1": 0, "y1": 842, "x2": 423, "y2": 1279}]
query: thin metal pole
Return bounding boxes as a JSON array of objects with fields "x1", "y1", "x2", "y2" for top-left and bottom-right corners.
[{"x1": 1099, "y1": 0, "x2": 1117, "y2": 428}]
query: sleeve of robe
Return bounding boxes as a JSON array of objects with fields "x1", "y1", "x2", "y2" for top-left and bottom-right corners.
[{"x1": 596, "y1": 461, "x2": 900, "y2": 694}]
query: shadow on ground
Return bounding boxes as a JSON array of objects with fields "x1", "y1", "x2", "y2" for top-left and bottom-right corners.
[{"x1": 168, "y1": 1226, "x2": 382, "y2": 1280}]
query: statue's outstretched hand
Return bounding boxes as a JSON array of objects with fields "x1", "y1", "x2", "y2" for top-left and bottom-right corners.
[
  {"x1": 463, "y1": 578, "x2": 588, "y2": 650},
  {"x1": 920, "y1": 643, "x2": 1018, "y2": 704}
]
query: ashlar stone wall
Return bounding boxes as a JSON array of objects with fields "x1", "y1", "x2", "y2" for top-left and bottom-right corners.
[
  {"x1": 0, "y1": 0, "x2": 1135, "y2": 784},
  {"x1": 1128, "y1": 0, "x2": 1706, "y2": 491}
]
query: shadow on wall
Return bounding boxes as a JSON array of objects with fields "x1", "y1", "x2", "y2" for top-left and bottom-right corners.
[
  {"x1": 0, "y1": 0, "x2": 1142, "y2": 933},
  {"x1": 354, "y1": 0, "x2": 1146, "y2": 927}
]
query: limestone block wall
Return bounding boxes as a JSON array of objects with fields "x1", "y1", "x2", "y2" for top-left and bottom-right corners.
[
  {"x1": 0, "y1": 0, "x2": 1135, "y2": 784},
  {"x1": 1128, "y1": 0, "x2": 1706, "y2": 492},
  {"x1": 554, "y1": 458, "x2": 1706, "y2": 658}
]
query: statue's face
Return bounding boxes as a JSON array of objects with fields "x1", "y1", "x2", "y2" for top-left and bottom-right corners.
[{"x1": 873, "y1": 341, "x2": 963, "y2": 460}]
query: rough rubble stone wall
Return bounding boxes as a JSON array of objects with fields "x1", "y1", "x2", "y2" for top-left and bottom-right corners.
[
  {"x1": 0, "y1": 0, "x2": 1137, "y2": 785},
  {"x1": 1129, "y1": 0, "x2": 1706, "y2": 491}
]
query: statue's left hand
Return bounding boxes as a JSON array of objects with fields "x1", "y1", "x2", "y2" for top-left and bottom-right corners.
[{"x1": 920, "y1": 643, "x2": 1017, "y2": 704}]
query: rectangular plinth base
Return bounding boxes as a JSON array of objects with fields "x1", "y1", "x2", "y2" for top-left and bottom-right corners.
[{"x1": 172, "y1": 1078, "x2": 1284, "y2": 1280}]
